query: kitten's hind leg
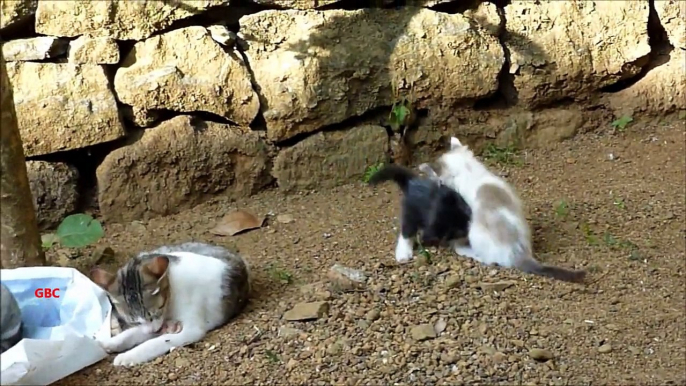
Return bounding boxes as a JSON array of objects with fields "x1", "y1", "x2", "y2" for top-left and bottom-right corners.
[
  {"x1": 452, "y1": 242, "x2": 481, "y2": 261},
  {"x1": 113, "y1": 325, "x2": 206, "y2": 366},
  {"x1": 396, "y1": 217, "x2": 418, "y2": 264},
  {"x1": 395, "y1": 234, "x2": 414, "y2": 264}
]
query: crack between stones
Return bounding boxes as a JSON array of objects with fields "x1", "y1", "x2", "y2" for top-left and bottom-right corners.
[
  {"x1": 473, "y1": 0, "x2": 517, "y2": 111},
  {"x1": 600, "y1": 0, "x2": 674, "y2": 94}
]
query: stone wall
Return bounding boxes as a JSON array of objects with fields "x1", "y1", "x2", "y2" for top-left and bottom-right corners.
[{"x1": 1, "y1": 0, "x2": 683, "y2": 227}]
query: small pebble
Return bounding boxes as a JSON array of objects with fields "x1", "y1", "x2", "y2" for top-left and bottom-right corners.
[{"x1": 529, "y1": 348, "x2": 554, "y2": 362}]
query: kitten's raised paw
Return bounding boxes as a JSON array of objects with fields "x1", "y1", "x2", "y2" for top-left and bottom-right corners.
[{"x1": 113, "y1": 351, "x2": 147, "y2": 367}]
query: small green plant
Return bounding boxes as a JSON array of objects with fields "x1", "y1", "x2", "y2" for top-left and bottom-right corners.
[
  {"x1": 580, "y1": 222, "x2": 599, "y2": 246},
  {"x1": 268, "y1": 264, "x2": 293, "y2": 285},
  {"x1": 482, "y1": 143, "x2": 522, "y2": 166},
  {"x1": 611, "y1": 115, "x2": 633, "y2": 132},
  {"x1": 414, "y1": 235, "x2": 433, "y2": 263},
  {"x1": 387, "y1": 98, "x2": 415, "y2": 134},
  {"x1": 362, "y1": 162, "x2": 384, "y2": 183},
  {"x1": 554, "y1": 199, "x2": 570, "y2": 219},
  {"x1": 602, "y1": 231, "x2": 641, "y2": 260},
  {"x1": 603, "y1": 232, "x2": 618, "y2": 247},
  {"x1": 42, "y1": 213, "x2": 105, "y2": 250},
  {"x1": 613, "y1": 196, "x2": 626, "y2": 210},
  {"x1": 265, "y1": 350, "x2": 280, "y2": 363}
]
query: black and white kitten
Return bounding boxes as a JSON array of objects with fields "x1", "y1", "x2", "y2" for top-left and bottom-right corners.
[{"x1": 368, "y1": 164, "x2": 472, "y2": 264}]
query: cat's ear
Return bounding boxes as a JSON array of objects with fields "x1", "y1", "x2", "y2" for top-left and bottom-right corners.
[
  {"x1": 449, "y1": 136, "x2": 462, "y2": 149},
  {"x1": 145, "y1": 255, "x2": 170, "y2": 279},
  {"x1": 90, "y1": 268, "x2": 115, "y2": 290}
]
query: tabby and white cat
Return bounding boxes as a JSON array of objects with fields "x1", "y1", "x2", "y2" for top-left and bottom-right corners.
[
  {"x1": 91, "y1": 242, "x2": 251, "y2": 366},
  {"x1": 1, "y1": 282, "x2": 23, "y2": 354}
]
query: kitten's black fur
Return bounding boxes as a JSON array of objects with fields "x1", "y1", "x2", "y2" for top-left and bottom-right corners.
[{"x1": 368, "y1": 164, "x2": 472, "y2": 246}]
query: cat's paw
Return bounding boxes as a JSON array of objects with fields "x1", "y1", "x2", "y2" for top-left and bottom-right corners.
[
  {"x1": 113, "y1": 351, "x2": 148, "y2": 367},
  {"x1": 98, "y1": 337, "x2": 126, "y2": 354},
  {"x1": 394, "y1": 247, "x2": 414, "y2": 264}
]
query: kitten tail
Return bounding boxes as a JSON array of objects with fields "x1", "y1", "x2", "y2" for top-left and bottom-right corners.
[
  {"x1": 367, "y1": 164, "x2": 417, "y2": 193},
  {"x1": 517, "y1": 257, "x2": 587, "y2": 283}
]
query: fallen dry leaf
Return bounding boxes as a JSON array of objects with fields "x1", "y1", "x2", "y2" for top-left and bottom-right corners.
[{"x1": 209, "y1": 209, "x2": 265, "y2": 236}]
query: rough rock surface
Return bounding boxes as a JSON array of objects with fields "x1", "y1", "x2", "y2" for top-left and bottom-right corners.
[
  {"x1": 68, "y1": 36, "x2": 120, "y2": 64},
  {"x1": 0, "y1": 0, "x2": 37, "y2": 30},
  {"x1": 35, "y1": 0, "x2": 229, "y2": 40},
  {"x1": 504, "y1": 1, "x2": 651, "y2": 108},
  {"x1": 272, "y1": 125, "x2": 389, "y2": 192},
  {"x1": 6, "y1": 62, "x2": 125, "y2": 157},
  {"x1": 1, "y1": 36, "x2": 68, "y2": 61},
  {"x1": 96, "y1": 115, "x2": 271, "y2": 223},
  {"x1": 26, "y1": 161, "x2": 79, "y2": 231},
  {"x1": 241, "y1": 8, "x2": 503, "y2": 142},
  {"x1": 114, "y1": 26, "x2": 258, "y2": 126},
  {"x1": 493, "y1": 108, "x2": 586, "y2": 148},
  {"x1": 607, "y1": 1, "x2": 686, "y2": 115}
]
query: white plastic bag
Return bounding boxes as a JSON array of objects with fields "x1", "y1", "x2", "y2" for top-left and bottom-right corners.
[{"x1": 0, "y1": 266, "x2": 111, "y2": 386}]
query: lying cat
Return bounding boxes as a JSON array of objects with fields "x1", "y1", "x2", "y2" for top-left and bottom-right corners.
[
  {"x1": 91, "y1": 242, "x2": 251, "y2": 366},
  {"x1": 422, "y1": 136, "x2": 586, "y2": 283},
  {"x1": 368, "y1": 164, "x2": 472, "y2": 264},
  {"x1": 1, "y1": 282, "x2": 23, "y2": 354}
]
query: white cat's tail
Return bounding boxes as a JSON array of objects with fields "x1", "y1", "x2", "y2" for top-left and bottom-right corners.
[{"x1": 515, "y1": 252, "x2": 586, "y2": 283}]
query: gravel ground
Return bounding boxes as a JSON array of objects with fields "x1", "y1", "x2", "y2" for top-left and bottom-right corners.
[{"x1": 55, "y1": 121, "x2": 685, "y2": 385}]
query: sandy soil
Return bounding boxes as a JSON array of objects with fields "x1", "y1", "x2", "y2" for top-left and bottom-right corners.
[{"x1": 55, "y1": 121, "x2": 685, "y2": 385}]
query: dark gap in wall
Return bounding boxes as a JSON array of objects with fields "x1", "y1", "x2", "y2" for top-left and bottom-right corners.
[
  {"x1": 429, "y1": 0, "x2": 481, "y2": 14},
  {"x1": 26, "y1": 138, "x2": 133, "y2": 213},
  {"x1": 116, "y1": 40, "x2": 137, "y2": 63},
  {"x1": 473, "y1": 3, "x2": 517, "y2": 111},
  {"x1": 317, "y1": 0, "x2": 401, "y2": 11},
  {"x1": 488, "y1": 0, "x2": 511, "y2": 8},
  {"x1": 273, "y1": 106, "x2": 390, "y2": 148},
  {"x1": 233, "y1": 44, "x2": 270, "y2": 132},
  {"x1": 120, "y1": 107, "x2": 239, "y2": 129},
  {"x1": 600, "y1": 0, "x2": 673, "y2": 93},
  {"x1": 0, "y1": 14, "x2": 37, "y2": 41}
]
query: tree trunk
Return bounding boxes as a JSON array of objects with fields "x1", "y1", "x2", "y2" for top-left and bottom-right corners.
[{"x1": 0, "y1": 51, "x2": 45, "y2": 268}]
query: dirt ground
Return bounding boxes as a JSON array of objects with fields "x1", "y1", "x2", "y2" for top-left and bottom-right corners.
[{"x1": 55, "y1": 120, "x2": 684, "y2": 385}]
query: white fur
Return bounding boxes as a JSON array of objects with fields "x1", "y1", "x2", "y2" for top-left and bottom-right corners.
[
  {"x1": 395, "y1": 235, "x2": 414, "y2": 264},
  {"x1": 437, "y1": 137, "x2": 531, "y2": 269},
  {"x1": 99, "y1": 251, "x2": 230, "y2": 367}
]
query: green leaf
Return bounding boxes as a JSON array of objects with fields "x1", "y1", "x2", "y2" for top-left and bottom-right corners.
[
  {"x1": 55, "y1": 214, "x2": 104, "y2": 248},
  {"x1": 393, "y1": 104, "x2": 411, "y2": 126},
  {"x1": 611, "y1": 115, "x2": 633, "y2": 131}
]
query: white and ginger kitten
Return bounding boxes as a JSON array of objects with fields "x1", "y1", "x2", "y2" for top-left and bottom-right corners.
[
  {"x1": 421, "y1": 137, "x2": 586, "y2": 283},
  {"x1": 91, "y1": 242, "x2": 251, "y2": 366}
]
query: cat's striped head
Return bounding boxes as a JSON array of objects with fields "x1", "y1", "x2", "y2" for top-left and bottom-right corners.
[{"x1": 91, "y1": 254, "x2": 172, "y2": 333}]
